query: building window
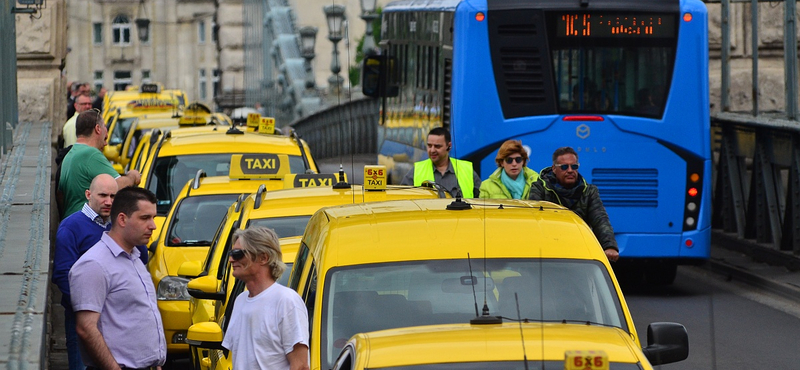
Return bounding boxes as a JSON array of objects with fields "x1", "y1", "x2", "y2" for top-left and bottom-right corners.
[
  {"x1": 198, "y1": 21, "x2": 206, "y2": 44},
  {"x1": 142, "y1": 70, "x2": 151, "y2": 84},
  {"x1": 211, "y1": 21, "x2": 217, "y2": 42},
  {"x1": 213, "y1": 69, "x2": 221, "y2": 98},
  {"x1": 93, "y1": 23, "x2": 103, "y2": 45},
  {"x1": 199, "y1": 69, "x2": 207, "y2": 100},
  {"x1": 93, "y1": 71, "x2": 104, "y2": 92},
  {"x1": 113, "y1": 71, "x2": 132, "y2": 91},
  {"x1": 112, "y1": 15, "x2": 131, "y2": 46}
]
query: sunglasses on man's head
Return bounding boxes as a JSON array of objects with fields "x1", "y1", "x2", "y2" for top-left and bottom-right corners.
[
  {"x1": 504, "y1": 157, "x2": 524, "y2": 164},
  {"x1": 229, "y1": 249, "x2": 246, "y2": 261},
  {"x1": 557, "y1": 163, "x2": 580, "y2": 171}
]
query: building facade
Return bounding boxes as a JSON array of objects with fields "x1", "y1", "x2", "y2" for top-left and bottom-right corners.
[{"x1": 65, "y1": 0, "x2": 219, "y2": 108}]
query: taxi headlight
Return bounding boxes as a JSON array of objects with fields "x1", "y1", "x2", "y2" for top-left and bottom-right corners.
[{"x1": 157, "y1": 276, "x2": 191, "y2": 301}]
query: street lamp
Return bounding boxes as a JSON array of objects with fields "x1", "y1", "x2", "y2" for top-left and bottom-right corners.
[
  {"x1": 135, "y1": 0, "x2": 150, "y2": 42},
  {"x1": 323, "y1": 4, "x2": 345, "y2": 95},
  {"x1": 299, "y1": 26, "x2": 318, "y2": 89},
  {"x1": 359, "y1": 0, "x2": 378, "y2": 56}
]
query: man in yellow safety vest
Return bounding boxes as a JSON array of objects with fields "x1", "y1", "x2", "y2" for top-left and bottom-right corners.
[{"x1": 401, "y1": 127, "x2": 481, "y2": 198}]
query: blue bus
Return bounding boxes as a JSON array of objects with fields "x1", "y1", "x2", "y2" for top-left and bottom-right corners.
[{"x1": 363, "y1": 0, "x2": 710, "y2": 283}]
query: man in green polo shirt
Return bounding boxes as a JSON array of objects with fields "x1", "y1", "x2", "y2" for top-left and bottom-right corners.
[
  {"x1": 58, "y1": 110, "x2": 141, "y2": 218},
  {"x1": 400, "y1": 127, "x2": 481, "y2": 198}
]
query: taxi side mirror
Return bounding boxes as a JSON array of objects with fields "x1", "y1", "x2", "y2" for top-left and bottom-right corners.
[
  {"x1": 186, "y1": 322, "x2": 224, "y2": 350},
  {"x1": 177, "y1": 261, "x2": 203, "y2": 278},
  {"x1": 187, "y1": 275, "x2": 225, "y2": 301},
  {"x1": 642, "y1": 322, "x2": 689, "y2": 365}
]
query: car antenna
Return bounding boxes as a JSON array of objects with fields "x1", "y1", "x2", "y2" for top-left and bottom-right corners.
[
  {"x1": 466, "y1": 253, "x2": 480, "y2": 318},
  {"x1": 333, "y1": 164, "x2": 350, "y2": 189},
  {"x1": 515, "y1": 293, "x2": 530, "y2": 370},
  {"x1": 469, "y1": 219, "x2": 500, "y2": 325}
]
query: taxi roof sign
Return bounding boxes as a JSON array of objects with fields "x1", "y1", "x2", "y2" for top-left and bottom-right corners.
[
  {"x1": 179, "y1": 102, "x2": 212, "y2": 126},
  {"x1": 229, "y1": 154, "x2": 290, "y2": 179},
  {"x1": 364, "y1": 165, "x2": 387, "y2": 191},
  {"x1": 246, "y1": 113, "x2": 261, "y2": 128},
  {"x1": 259, "y1": 117, "x2": 275, "y2": 135},
  {"x1": 283, "y1": 173, "x2": 345, "y2": 189},
  {"x1": 140, "y1": 83, "x2": 161, "y2": 93}
]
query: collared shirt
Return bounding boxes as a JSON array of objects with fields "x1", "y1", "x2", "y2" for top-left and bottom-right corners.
[
  {"x1": 69, "y1": 233, "x2": 167, "y2": 368},
  {"x1": 80, "y1": 203, "x2": 111, "y2": 228}
]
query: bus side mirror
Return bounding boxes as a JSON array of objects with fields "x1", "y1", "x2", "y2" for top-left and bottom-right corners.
[{"x1": 362, "y1": 55, "x2": 399, "y2": 98}]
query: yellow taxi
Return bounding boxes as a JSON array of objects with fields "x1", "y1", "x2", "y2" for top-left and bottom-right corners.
[
  {"x1": 184, "y1": 171, "x2": 445, "y2": 370},
  {"x1": 149, "y1": 162, "x2": 294, "y2": 354},
  {"x1": 331, "y1": 322, "x2": 687, "y2": 370},
  {"x1": 137, "y1": 127, "x2": 318, "y2": 246},
  {"x1": 187, "y1": 198, "x2": 688, "y2": 370}
]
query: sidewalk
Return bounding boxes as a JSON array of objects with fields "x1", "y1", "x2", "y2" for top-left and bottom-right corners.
[
  {"x1": 0, "y1": 120, "x2": 54, "y2": 369},
  {"x1": 706, "y1": 231, "x2": 800, "y2": 303}
]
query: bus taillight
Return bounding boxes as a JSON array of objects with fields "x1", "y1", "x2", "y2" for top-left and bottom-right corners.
[
  {"x1": 476, "y1": 12, "x2": 485, "y2": 22},
  {"x1": 688, "y1": 188, "x2": 698, "y2": 197},
  {"x1": 563, "y1": 116, "x2": 604, "y2": 121},
  {"x1": 683, "y1": 13, "x2": 693, "y2": 22}
]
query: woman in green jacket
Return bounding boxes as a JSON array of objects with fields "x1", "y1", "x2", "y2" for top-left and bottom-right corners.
[{"x1": 479, "y1": 140, "x2": 539, "y2": 199}]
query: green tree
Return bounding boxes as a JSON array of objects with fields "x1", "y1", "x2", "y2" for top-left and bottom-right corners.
[{"x1": 349, "y1": 8, "x2": 382, "y2": 87}]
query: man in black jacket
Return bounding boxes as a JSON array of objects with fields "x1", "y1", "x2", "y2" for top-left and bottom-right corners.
[{"x1": 529, "y1": 146, "x2": 619, "y2": 262}]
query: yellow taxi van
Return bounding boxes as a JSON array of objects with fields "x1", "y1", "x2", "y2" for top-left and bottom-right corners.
[
  {"x1": 136, "y1": 127, "x2": 318, "y2": 245},
  {"x1": 183, "y1": 172, "x2": 445, "y2": 370},
  {"x1": 187, "y1": 198, "x2": 688, "y2": 370},
  {"x1": 149, "y1": 157, "x2": 311, "y2": 354},
  {"x1": 332, "y1": 321, "x2": 687, "y2": 370}
]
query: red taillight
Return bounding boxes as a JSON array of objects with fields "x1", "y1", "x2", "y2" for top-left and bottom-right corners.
[
  {"x1": 562, "y1": 116, "x2": 604, "y2": 121},
  {"x1": 685, "y1": 239, "x2": 693, "y2": 247},
  {"x1": 683, "y1": 13, "x2": 693, "y2": 22},
  {"x1": 688, "y1": 188, "x2": 698, "y2": 197},
  {"x1": 475, "y1": 12, "x2": 485, "y2": 22}
]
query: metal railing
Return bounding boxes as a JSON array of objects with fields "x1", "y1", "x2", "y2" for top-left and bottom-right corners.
[
  {"x1": 289, "y1": 97, "x2": 378, "y2": 159},
  {"x1": 0, "y1": 0, "x2": 19, "y2": 155}
]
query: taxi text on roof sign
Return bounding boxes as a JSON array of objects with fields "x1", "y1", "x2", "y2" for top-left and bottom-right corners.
[
  {"x1": 229, "y1": 154, "x2": 290, "y2": 179},
  {"x1": 364, "y1": 165, "x2": 387, "y2": 190},
  {"x1": 283, "y1": 173, "x2": 344, "y2": 188},
  {"x1": 259, "y1": 117, "x2": 275, "y2": 135},
  {"x1": 127, "y1": 98, "x2": 178, "y2": 110},
  {"x1": 247, "y1": 113, "x2": 261, "y2": 128},
  {"x1": 564, "y1": 350, "x2": 608, "y2": 370},
  {"x1": 140, "y1": 83, "x2": 161, "y2": 93}
]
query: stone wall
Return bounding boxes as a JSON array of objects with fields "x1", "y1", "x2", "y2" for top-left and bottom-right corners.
[
  {"x1": 16, "y1": 1, "x2": 68, "y2": 135},
  {"x1": 707, "y1": 3, "x2": 799, "y2": 114}
]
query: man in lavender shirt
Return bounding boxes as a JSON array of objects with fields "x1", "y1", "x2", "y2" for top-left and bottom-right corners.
[{"x1": 69, "y1": 187, "x2": 166, "y2": 370}]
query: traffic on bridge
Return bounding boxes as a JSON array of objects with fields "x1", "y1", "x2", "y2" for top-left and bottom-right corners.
[{"x1": 3, "y1": 0, "x2": 800, "y2": 369}]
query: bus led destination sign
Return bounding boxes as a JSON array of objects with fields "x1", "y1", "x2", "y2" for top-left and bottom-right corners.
[{"x1": 557, "y1": 13, "x2": 675, "y2": 38}]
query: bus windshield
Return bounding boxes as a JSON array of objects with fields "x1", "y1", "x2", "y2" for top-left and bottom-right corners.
[{"x1": 552, "y1": 47, "x2": 674, "y2": 118}]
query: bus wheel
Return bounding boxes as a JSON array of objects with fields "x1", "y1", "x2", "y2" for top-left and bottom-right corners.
[{"x1": 645, "y1": 261, "x2": 678, "y2": 285}]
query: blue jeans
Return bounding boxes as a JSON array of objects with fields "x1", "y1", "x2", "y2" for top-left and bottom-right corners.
[{"x1": 63, "y1": 304, "x2": 86, "y2": 370}]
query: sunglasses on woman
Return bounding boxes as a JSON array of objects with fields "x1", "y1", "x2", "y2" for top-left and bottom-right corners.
[
  {"x1": 229, "y1": 249, "x2": 247, "y2": 261},
  {"x1": 504, "y1": 157, "x2": 524, "y2": 164},
  {"x1": 557, "y1": 163, "x2": 580, "y2": 171}
]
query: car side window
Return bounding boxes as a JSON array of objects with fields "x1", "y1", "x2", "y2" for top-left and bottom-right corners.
[
  {"x1": 303, "y1": 261, "x2": 317, "y2": 333},
  {"x1": 289, "y1": 243, "x2": 309, "y2": 291}
]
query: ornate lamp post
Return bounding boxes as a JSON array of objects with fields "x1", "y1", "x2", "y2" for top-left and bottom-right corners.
[
  {"x1": 323, "y1": 4, "x2": 345, "y2": 95},
  {"x1": 135, "y1": 0, "x2": 150, "y2": 42},
  {"x1": 359, "y1": 0, "x2": 378, "y2": 55},
  {"x1": 299, "y1": 26, "x2": 318, "y2": 89}
]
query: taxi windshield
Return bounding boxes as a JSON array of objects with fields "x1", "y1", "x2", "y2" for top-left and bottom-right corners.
[
  {"x1": 373, "y1": 362, "x2": 642, "y2": 370},
  {"x1": 109, "y1": 117, "x2": 136, "y2": 146},
  {"x1": 167, "y1": 194, "x2": 240, "y2": 246},
  {"x1": 321, "y1": 259, "x2": 625, "y2": 370},
  {"x1": 247, "y1": 216, "x2": 312, "y2": 238},
  {"x1": 148, "y1": 153, "x2": 305, "y2": 215}
]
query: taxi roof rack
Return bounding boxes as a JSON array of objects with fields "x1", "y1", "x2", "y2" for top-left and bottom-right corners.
[
  {"x1": 234, "y1": 193, "x2": 247, "y2": 212},
  {"x1": 288, "y1": 128, "x2": 314, "y2": 174},
  {"x1": 192, "y1": 169, "x2": 206, "y2": 190}
]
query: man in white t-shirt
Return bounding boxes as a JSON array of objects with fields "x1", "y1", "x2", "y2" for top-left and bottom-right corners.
[{"x1": 222, "y1": 227, "x2": 309, "y2": 370}]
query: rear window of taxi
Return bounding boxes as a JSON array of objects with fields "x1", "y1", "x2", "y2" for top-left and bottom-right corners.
[
  {"x1": 147, "y1": 153, "x2": 306, "y2": 214},
  {"x1": 167, "y1": 193, "x2": 241, "y2": 246},
  {"x1": 247, "y1": 216, "x2": 312, "y2": 239}
]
